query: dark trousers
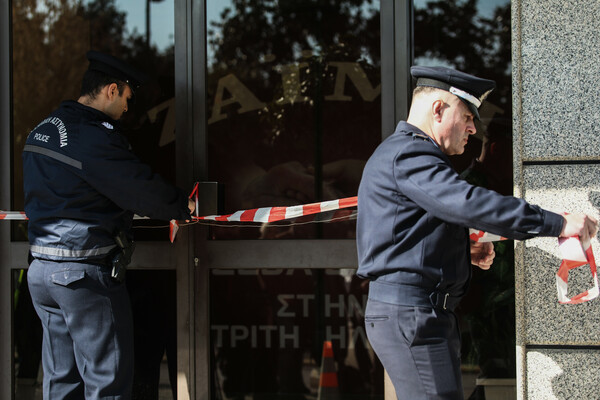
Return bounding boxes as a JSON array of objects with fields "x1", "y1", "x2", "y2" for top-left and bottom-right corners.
[
  {"x1": 365, "y1": 298, "x2": 463, "y2": 400},
  {"x1": 28, "y1": 259, "x2": 134, "y2": 400}
]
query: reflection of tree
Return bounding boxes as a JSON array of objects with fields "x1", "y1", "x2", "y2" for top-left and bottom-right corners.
[
  {"x1": 207, "y1": 0, "x2": 380, "y2": 122},
  {"x1": 12, "y1": 0, "x2": 89, "y2": 217},
  {"x1": 415, "y1": 0, "x2": 512, "y2": 108},
  {"x1": 209, "y1": 0, "x2": 380, "y2": 71},
  {"x1": 13, "y1": 1, "x2": 87, "y2": 146},
  {"x1": 206, "y1": 0, "x2": 382, "y2": 231}
]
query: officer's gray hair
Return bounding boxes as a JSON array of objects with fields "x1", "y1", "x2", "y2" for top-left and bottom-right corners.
[
  {"x1": 411, "y1": 86, "x2": 450, "y2": 107},
  {"x1": 413, "y1": 85, "x2": 444, "y2": 97}
]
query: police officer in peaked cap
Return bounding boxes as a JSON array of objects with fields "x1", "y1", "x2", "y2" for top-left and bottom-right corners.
[
  {"x1": 23, "y1": 51, "x2": 196, "y2": 399},
  {"x1": 356, "y1": 66, "x2": 597, "y2": 399}
]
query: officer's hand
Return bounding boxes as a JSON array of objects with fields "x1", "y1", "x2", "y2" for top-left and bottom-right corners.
[
  {"x1": 560, "y1": 213, "x2": 598, "y2": 242},
  {"x1": 187, "y1": 199, "x2": 196, "y2": 222},
  {"x1": 470, "y1": 241, "x2": 495, "y2": 270}
]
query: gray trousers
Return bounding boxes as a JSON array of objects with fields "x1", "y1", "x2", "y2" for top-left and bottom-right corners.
[
  {"x1": 28, "y1": 259, "x2": 133, "y2": 400},
  {"x1": 365, "y1": 298, "x2": 463, "y2": 400}
]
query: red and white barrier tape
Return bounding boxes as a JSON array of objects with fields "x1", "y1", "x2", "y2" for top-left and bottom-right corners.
[
  {"x1": 469, "y1": 229, "x2": 506, "y2": 243},
  {"x1": 165, "y1": 186, "x2": 358, "y2": 242},
  {"x1": 556, "y1": 236, "x2": 598, "y2": 304},
  {"x1": 163, "y1": 182, "x2": 360, "y2": 242},
  {"x1": 0, "y1": 211, "x2": 27, "y2": 220},
  {"x1": 194, "y1": 197, "x2": 357, "y2": 223},
  {"x1": 2, "y1": 183, "x2": 597, "y2": 304},
  {"x1": 469, "y1": 228, "x2": 598, "y2": 304}
]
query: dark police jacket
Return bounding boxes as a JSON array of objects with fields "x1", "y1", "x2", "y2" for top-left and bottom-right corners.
[
  {"x1": 356, "y1": 121, "x2": 564, "y2": 307},
  {"x1": 23, "y1": 100, "x2": 191, "y2": 262}
]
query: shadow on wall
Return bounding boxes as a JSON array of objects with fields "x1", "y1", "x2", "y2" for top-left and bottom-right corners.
[
  {"x1": 588, "y1": 191, "x2": 600, "y2": 212},
  {"x1": 522, "y1": 239, "x2": 600, "y2": 399},
  {"x1": 527, "y1": 349, "x2": 600, "y2": 399}
]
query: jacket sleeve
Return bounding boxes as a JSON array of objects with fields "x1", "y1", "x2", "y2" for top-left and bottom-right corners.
[
  {"x1": 393, "y1": 140, "x2": 564, "y2": 240},
  {"x1": 77, "y1": 124, "x2": 191, "y2": 221}
]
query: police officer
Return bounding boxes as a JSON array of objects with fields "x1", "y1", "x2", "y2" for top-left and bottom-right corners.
[
  {"x1": 356, "y1": 66, "x2": 598, "y2": 399},
  {"x1": 23, "y1": 51, "x2": 195, "y2": 399}
]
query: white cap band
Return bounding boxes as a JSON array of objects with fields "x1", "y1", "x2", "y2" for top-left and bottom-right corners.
[{"x1": 449, "y1": 86, "x2": 481, "y2": 108}]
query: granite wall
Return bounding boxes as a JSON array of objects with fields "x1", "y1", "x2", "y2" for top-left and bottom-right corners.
[{"x1": 513, "y1": 0, "x2": 600, "y2": 398}]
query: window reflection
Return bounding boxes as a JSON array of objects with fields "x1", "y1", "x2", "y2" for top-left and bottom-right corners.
[
  {"x1": 211, "y1": 268, "x2": 382, "y2": 399},
  {"x1": 206, "y1": 1, "x2": 381, "y2": 240}
]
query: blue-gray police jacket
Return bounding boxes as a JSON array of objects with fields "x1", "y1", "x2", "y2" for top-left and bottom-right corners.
[
  {"x1": 23, "y1": 100, "x2": 191, "y2": 262},
  {"x1": 356, "y1": 121, "x2": 564, "y2": 304}
]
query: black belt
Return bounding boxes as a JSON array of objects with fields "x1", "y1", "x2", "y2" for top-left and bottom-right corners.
[
  {"x1": 29, "y1": 252, "x2": 112, "y2": 268},
  {"x1": 368, "y1": 280, "x2": 462, "y2": 311}
]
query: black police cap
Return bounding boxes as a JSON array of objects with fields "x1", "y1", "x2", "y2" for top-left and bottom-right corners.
[
  {"x1": 411, "y1": 66, "x2": 495, "y2": 120},
  {"x1": 86, "y1": 51, "x2": 147, "y2": 92}
]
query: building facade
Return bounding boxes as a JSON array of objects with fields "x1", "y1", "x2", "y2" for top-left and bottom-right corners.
[
  {"x1": 513, "y1": 0, "x2": 600, "y2": 398},
  {"x1": 1, "y1": 0, "x2": 598, "y2": 399}
]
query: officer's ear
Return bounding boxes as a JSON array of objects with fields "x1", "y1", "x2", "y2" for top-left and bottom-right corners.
[
  {"x1": 432, "y1": 99, "x2": 446, "y2": 122},
  {"x1": 106, "y1": 83, "x2": 119, "y2": 101}
]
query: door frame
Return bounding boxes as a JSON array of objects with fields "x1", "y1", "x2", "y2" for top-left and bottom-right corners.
[{"x1": 1, "y1": 0, "x2": 13, "y2": 398}]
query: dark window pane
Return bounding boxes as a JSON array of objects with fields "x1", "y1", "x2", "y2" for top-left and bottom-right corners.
[{"x1": 211, "y1": 268, "x2": 383, "y2": 399}]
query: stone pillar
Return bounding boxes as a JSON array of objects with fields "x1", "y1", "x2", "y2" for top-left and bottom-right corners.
[{"x1": 513, "y1": 0, "x2": 600, "y2": 398}]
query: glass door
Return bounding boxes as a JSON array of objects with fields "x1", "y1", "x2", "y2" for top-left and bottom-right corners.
[{"x1": 197, "y1": 1, "x2": 389, "y2": 398}]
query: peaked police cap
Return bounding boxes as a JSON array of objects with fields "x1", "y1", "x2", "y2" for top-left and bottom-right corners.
[
  {"x1": 86, "y1": 51, "x2": 147, "y2": 93},
  {"x1": 410, "y1": 66, "x2": 495, "y2": 120}
]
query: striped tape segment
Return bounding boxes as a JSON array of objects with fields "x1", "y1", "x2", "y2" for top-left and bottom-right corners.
[
  {"x1": 556, "y1": 236, "x2": 598, "y2": 304},
  {"x1": 470, "y1": 228, "x2": 598, "y2": 304},
  {"x1": 3, "y1": 188, "x2": 598, "y2": 305},
  {"x1": 194, "y1": 197, "x2": 357, "y2": 223}
]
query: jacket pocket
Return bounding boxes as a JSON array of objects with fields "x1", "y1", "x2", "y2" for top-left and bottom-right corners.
[{"x1": 51, "y1": 270, "x2": 86, "y2": 287}]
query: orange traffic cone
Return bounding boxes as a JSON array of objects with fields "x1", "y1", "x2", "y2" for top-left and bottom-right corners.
[{"x1": 317, "y1": 341, "x2": 340, "y2": 400}]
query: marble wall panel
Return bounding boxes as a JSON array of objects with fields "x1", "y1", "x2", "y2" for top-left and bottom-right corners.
[
  {"x1": 515, "y1": 0, "x2": 600, "y2": 160},
  {"x1": 523, "y1": 348, "x2": 600, "y2": 400},
  {"x1": 519, "y1": 164, "x2": 600, "y2": 344}
]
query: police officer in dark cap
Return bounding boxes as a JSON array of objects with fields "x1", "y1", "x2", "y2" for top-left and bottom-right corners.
[
  {"x1": 23, "y1": 51, "x2": 196, "y2": 399},
  {"x1": 357, "y1": 66, "x2": 597, "y2": 399},
  {"x1": 86, "y1": 50, "x2": 147, "y2": 103}
]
